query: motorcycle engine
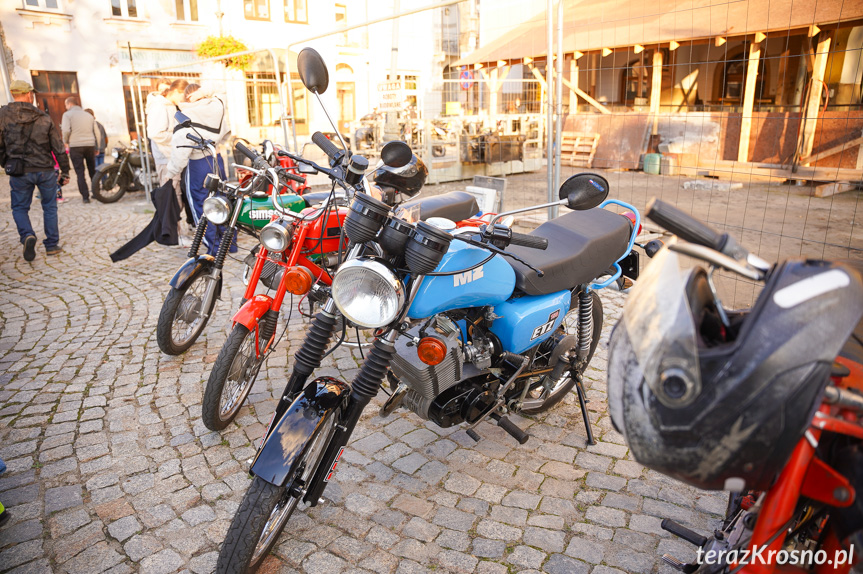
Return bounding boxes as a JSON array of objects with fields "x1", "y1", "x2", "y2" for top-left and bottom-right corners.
[{"x1": 390, "y1": 315, "x2": 495, "y2": 424}]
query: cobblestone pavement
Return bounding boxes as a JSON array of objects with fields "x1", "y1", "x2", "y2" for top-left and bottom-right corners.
[{"x1": 0, "y1": 177, "x2": 726, "y2": 574}]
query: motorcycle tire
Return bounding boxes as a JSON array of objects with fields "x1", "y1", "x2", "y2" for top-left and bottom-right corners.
[
  {"x1": 156, "y1": 274, "x2": 217, "y2": 355},
  {"x1": 92, "y1": 165, "x2": 132, "y2": 204},
  {"x1": 202, "y1": 324, "x2": 266, "y2": 431},
  {"x1": 520, "y1": 291, "x2": 603, "y2": 415},
  {"x1": 216, "y1": 412, "x2": 337, "y2": 573}
]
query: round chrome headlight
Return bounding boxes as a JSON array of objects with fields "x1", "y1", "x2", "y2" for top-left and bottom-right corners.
[
  {"x1": 332, "y1": 258, "x2": 405, "y2": 329},
  {"x1": 260, "y1": 219, "x2": 292, "y2": 253},
  {"x1": 111, "y1": 149, "x2": 120, "y2": 159},
  {"x1": 203, "y1": 196, "x2": 230, "y2": 225}
]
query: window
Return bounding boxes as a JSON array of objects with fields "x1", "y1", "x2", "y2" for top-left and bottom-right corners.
[
  {"x1": 284, "y1": 0, "x2": 306, "y2": 23},
  {"x1": 244, "y1": 0, "x2": 269, "y2": 20},
  {"x1": 175, "y1": 0, "x2": 198, "y2": 21},
  {"x1": 111, "y1": 0, "x2": 137, "y2": 17},
  {"x1": 245, "y1": 72, "x2": 280, "y2": 127},
  {"x1": 291, "y1": 77, "x2": 309, "y2": 135},
  {"x1": 24, "y1": 0, "x2": 60, "y2": 10}
]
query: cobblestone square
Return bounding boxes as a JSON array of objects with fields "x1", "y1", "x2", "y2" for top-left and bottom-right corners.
[{"x1": 0, "y1": 178, "x2": 726, "y2": 573}]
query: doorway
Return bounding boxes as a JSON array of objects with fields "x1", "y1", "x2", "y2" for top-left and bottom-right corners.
[{"x1": 30, "y1": 70, "x2": 78, "y2": 131}]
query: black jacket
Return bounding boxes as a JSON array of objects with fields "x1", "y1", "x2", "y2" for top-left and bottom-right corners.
[
  {"x1": 110, "y1": 181, "x2": 180, "y2": 263},
  {"x1": 0, "y1": 102, "x2": 70, "y2": 174}
]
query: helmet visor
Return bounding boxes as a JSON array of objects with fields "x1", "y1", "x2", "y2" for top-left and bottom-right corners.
[{"x1": 621, "y1": 247, "x2": 701, "y2": 408}]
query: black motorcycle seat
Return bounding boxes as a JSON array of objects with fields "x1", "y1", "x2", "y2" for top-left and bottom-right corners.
[
  {"x1": 301, "y1": 191, "x2": 333, "y2": 206},
  {"x1": 402, "y1": 191, "x2": 480, "y2": 222},
  {"x1": 507, "y1": 208, "x2": 633, "y2": 296}
]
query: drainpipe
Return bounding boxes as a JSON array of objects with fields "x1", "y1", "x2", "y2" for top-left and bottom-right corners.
[
  {"x1": 552, "y1": 0, "x2": 562, "y2": 219},
  {"x1": 0, "y1": 34, "x2": 13, "y2": 104}
]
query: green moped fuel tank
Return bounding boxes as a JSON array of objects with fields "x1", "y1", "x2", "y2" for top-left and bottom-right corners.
[{"x1": 237, "y1": 193, "x2": 306, "y2": 229}]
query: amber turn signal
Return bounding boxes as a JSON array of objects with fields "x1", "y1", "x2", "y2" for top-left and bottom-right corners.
[
  {"x1": 417, "y1": 337, "x2": 447, "y2": 366},
  {"x1": 284, "y1": 266, "x2": 314, "y2": 295}
]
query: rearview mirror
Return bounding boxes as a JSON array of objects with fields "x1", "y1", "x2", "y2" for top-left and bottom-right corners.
[
  {"x1": 381, "y1": 141, "x2": 412, "y2": 168},
  {"x1": 262, "y1": 140, "x2": 275, "y2": 164},
  {"x1": 174, "y1": 111, "x2": 192, "y2": 128},
  {"x1": 297, "y1": 48, "x2": 329, "y2": 94},
  {"x1": 559, "y1": 173, "x2": 609, "y2": 210}
]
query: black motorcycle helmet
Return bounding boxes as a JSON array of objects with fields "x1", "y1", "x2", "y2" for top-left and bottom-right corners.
[
  {"x1": 607, "y1": 247, "x2": 863, "y2": 492},
  {"x1": 368, "y1": 154, "x2": 427, "y2": 200}
]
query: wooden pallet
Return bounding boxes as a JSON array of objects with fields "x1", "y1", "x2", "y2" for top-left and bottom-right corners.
[{"x1": 561, "y1": 132, "x2": 600, "y2": 168}]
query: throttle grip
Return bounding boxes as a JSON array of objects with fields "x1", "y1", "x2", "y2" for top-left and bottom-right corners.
[
  {"x1": 646, "y1": 199, "x2": 726, "y2": 252},
  {"x1": 509, "y1": 232, "x2": 548, "y2": 250},
  {"x1": 185, "y1": 133, "x2": 203, "y2": 144},
  {"x1": 283, "y1": 172, "x2": 305, "y2": 184},
  {"x1": 312, "y1": 131, "x2": 341, "y2": 161}
]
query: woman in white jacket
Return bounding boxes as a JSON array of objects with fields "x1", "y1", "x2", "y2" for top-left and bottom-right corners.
[
  {"x1": 164, "y1": 83, "x2": 231, "y2": 255},
  {"x1": 145, "y1": 79, "x2": 177, "y2": 185}
]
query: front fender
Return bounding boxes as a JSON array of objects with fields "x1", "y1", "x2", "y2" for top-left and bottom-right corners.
[
  {"x1": 232, "y1": 294, "x2": 273, "y2": 330},
  {"x1": 169, "y1": 254, "x2": 222, "y2": 301},
  {"x1": 250, "y1": 377, "x2": 349, "y2": 486}
]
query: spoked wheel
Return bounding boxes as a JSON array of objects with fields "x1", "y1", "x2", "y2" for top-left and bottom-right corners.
[
  {"x1": 156, "y1": 273, "x2": 217, "y2": 355},
  {"x1": 202, "y1": 324, "x2": 267, "y2": 431},
  {"x1": 91, "y1": 165, "x2": 131, "y2": 203},
  {"x1": 217, "y1": 412, "x2": 337, "y2": 573},
  {"x1": 519, "y1": 291, "x2": 603, "y2": 415}
]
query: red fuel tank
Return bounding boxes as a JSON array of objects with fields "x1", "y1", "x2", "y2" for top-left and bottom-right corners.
[{"x1": 301, "y1": 206, "x2": 349, "y2": 254}]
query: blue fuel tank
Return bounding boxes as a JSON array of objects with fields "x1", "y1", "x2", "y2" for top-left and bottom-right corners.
[{"x1": 407, "y1": 240, "x2": 516, "y2": 319}]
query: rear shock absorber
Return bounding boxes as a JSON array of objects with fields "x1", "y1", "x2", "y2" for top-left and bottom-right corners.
[
  {"x1": 187, "y1": 218, "x2": 208, "y2": 258},
  {"x1": 577, "y1": 289, "x2": 593, "y2": 360}
]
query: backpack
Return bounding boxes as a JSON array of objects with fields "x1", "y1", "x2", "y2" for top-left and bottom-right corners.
[{"x1": 4, "y1": 120, "x2": 35, "y2": 177}]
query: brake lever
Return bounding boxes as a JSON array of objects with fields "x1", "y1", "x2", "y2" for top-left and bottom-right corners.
[{"x1": 453, "y1": 234, "x2": 545, "y2": 277}]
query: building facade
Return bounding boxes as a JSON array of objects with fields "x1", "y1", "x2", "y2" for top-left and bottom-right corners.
[{"x1": 1, "y1": 0, "x2": 473, "y2": 152}]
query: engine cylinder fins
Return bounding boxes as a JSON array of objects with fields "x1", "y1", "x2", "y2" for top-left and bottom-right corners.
[
  {"x1": 577, "y1": 289, "x2": 593, "y2": 359},
  {"x1": 294, "y1": 311, "x2": 339, "y2": 375},
  {"x1": 352, "y1": 338, "x2": 396, "y2": 400}
]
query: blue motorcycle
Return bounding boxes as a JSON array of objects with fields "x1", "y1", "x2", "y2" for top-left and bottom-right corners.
[{"x1": 215, "y1": 48, "x2": 641, "y2": 574}]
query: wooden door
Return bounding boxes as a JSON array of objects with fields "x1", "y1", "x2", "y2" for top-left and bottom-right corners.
[{"x1": 30, "y1": 71, "x2": 78, "y2": 132}]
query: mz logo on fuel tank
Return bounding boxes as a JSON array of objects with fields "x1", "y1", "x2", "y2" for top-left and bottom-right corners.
[{"x1": 453, "y1": 266, "x2": 484, "y2": 287}]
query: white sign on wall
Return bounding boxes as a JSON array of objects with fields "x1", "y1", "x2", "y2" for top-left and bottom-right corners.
[{"x1": 377, "y1": 80, "x2": 403, "y2": 111}]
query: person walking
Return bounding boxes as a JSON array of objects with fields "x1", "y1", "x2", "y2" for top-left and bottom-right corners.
[
  {"x1": 86, "y1": 108, "x2": 108, "y2": 167},
  {"x1": 0, "y1": 80, "x2": 69, "y2": 260},
  {"x1": 165, "y1": 83, "x2": 231, "y2": 255},
  {"x1": 61, "y1": 96, "x2": 99, "y2": 203},
  {"x1": 146, "y1": 79, "x2": 179, "y2": 185}
]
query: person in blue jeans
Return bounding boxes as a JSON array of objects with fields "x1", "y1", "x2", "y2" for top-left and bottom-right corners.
[
  {"x1": 0, "y1": 80, "x2": 69, "y2": 260},
  {"x1": 165, "y1": 83, "x2": 235, "y2": 255}
]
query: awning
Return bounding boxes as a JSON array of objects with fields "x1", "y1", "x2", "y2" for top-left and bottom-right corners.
[{"x1": 454, "y1": 0, "x2": 863, "y2": 66}]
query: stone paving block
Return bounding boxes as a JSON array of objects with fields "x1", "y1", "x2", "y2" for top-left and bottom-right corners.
[
  {"x1": 140, "y1": 548, "x2": 185, "y2": 574},
  {"x1": 44, "y1": 485, "x2": 82, "y2": 514},
  {"x1": 0, "y1": 518, "x2": 43, "y2": 548},
  {"x1": 62, "y1": 542, "x2": 124, "y2": 574},
  {"x1": 124, "y1": 534, "x2": 164, "y2": 562},
  {"x1": 108, "y1": 515, "x2": 141, "y2": 542},
  {"x1": 507, "y1": 545, "x2": 546, "y2": 569}
]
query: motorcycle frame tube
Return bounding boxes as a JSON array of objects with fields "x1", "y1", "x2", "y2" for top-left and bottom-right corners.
[
  {"x1": 242, "y1": 246, "x2": 270, "y2": 301},
  {"x1": 737, "y1": 401, "x2": 863, "y2": 574}
]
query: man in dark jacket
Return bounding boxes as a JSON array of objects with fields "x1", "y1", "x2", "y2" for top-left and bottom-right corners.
[{"x1": 0, "y1": 80, "x2": 70, "y2": 260}]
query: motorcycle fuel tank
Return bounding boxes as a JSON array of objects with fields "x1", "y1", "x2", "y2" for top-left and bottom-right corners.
[
  {"x1": 489, "y1": 289, "x2": 571, "y2": 354},
  {"x1": 300, "y1": 206, "x2": 349, "y2": 253},
  {"x1": 237, "y1": 193, "x2": 306, "y2": 230},
  {"x1": 407, "y1": 240, "x2": 515, "y2": 319}
]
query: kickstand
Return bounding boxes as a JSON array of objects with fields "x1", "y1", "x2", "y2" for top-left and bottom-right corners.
[{"x1": 574, "y1": 373, "x2": 595, "y2": 446}]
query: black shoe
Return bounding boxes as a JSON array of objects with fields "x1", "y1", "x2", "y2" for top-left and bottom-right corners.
[
  {"x1": 23, "y1": 235, "x2": 36, "y2": 262},
  {"x1": 0, "y1": 509, "x2": 10, "y2": 529},
  {"x1": 46, "y1": 246, "x2": 63, "y2": 256},
  {"x1": 83, "y1": 198, "x2": 91, "y2": 204}
]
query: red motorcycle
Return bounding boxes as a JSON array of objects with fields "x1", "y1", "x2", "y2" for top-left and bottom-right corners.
[
  {"x1": 607, "y1": 199, "x2": 863, "y2": 574},
  {"x1": 201, "y1": 135, "x2": 483, "y2": 430}
]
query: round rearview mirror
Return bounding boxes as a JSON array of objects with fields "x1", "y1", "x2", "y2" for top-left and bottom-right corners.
[
  {"x1": 559, "y1": 173, "x2": 609, "y2": 210},
  {"x1": 297, "y1": 48, "x2": 329, "y2": 94},
  {"x1": 381, "y1": 141, "x2": 412, "y2": 168}
]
